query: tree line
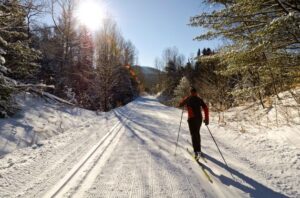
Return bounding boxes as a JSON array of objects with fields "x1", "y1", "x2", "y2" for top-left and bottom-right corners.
[
  {"x1": 157, "y1": 0, "x2": 299, "y2": 112},
  {"x1": 0, "y1": 0, "x2": 140, "y2": 118}
]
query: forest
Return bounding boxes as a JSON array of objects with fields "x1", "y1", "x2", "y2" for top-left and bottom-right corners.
[
  {"x1": 0, "y1": 0, "x2": 139, "y2": 117},
  {"x1": 1, "y1": 0, "x2": 300, "y2": 118},
  {"x1": 157, "y1": 0, "x2": 300, "y2": 114}
]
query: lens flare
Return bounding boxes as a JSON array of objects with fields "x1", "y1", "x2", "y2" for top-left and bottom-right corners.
[{"x1": 76, "y1": 0, "x2": 105, "y2": 31}]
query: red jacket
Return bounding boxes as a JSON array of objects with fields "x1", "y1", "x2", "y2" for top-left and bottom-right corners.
[{"x1": 179, "y1": 93, "x2": 209, "y2": 121}]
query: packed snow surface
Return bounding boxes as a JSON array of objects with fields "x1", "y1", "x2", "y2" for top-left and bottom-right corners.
[{"x1": 0, "y1": 93, "x2": 299, "y2": 197}]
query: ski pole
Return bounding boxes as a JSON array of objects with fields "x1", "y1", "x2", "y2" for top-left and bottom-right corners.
[
  {"x1": 174, "y1": 108, "x2": 184, "y2": 156},
  {"x1": 206, "y1": 125, "x2": 236, "y2": 181}
]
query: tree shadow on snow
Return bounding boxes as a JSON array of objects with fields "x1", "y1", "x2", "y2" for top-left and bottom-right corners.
[
  {"x1": 113, "y1": 108, "x2": 200, "y2": 194},
  {"x1": 135, "y1": 97, "x2": 159, "y2": 103},
  {"x1": 113, "y1": 100, "x2": 288, "y2": 197},
  {"x1": 113, "y1": 110, "x2": 172, "y2": 155},
  {"x1": 113, "y1": 108, "x2": 184, "y2": 152},
  {"x1": 203, "y1": 153, "x2": 288, "y2": 198}
]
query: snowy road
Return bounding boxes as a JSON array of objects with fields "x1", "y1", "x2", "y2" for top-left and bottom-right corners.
[{"x1": 0, "y1": 96, "x2": 297, "y2": 197}]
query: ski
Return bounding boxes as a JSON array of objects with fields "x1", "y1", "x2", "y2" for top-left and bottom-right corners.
[
  {"x1": 186, "y1": 148, "x2": 213, "y2": 183},
  {"x1": 198, "y1": 153, "x2": 208, "y2": 163},
  {"x1": 186, "y1": 140, "x2": 208, "y2": 163}
]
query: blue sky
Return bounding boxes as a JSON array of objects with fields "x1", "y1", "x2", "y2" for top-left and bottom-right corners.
[
  {"x1": 106, "y1": 0, "x2": 221, "y2": 66},
  {"x1": 45, "y1": 0, "x2": 222, "y2": 67}
]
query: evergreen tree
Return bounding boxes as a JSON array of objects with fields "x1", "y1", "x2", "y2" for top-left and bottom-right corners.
[
  {"x1": 190, "y1": 0, "x2": 300, "y2": 107},
  {"x1": 164, "y1": 60, "x2": 178, "y2": 92},
  {"x1": 197, "y1": 48, "x2": 201, "y2": 57},
  {"x1": 206, "y1": 48, "x2": 212, "y2": 56},
  {"x1": 195, "y1": 54, "x2": 232, "y2": 109},
  {"x1": 0, "y1": 0, "x2": 40, "y2": 117},
  {"x1": 173, "y1": 76, "x2": 190, "y2": 105},
  {"x1": 52, "y1": 0, "x2": 78, "y2": 97},
  {"x1": 35, "y1": 0, "x2": 96, "y2": 106},
  {"x1": 154, "y1": 57, "x2": 164, "y2": 93},
  {"x1": 202, "y1": 47, "x2": 212, "y2": 56},
  {"x1": 0, "y1": 0, "x2": 40, "y2": 80},
  {"x1": 162, "y1": 47, "x2": 184, "y2": 96},
  {"x1": 110, "y1": 66, "x2": 138, "y2": 108},
  {"x1": 32, "y1": 25, "x2": 59, "y2": 86},
  {"x1": 69, "y1": 27, "x2": 95, "y2": 108},
  {"x1": 194, "y1": 58, "x2": 201, "y2": 73},
  {"x1": 0, "y1": 35, "x2": 14, "y2": 118},
  {"x1": 202, "y1": 48, "x2": 207, "y2": 56},
  {"x1": 184, "y1": 60, "x2": 195, "y2": 84}
]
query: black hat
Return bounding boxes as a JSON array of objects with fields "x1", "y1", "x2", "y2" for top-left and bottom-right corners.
[{"x1": 190, "y1": 87, "x2": 197, "y2": 93}]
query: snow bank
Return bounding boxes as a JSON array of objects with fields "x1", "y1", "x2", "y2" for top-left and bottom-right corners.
[
  {"x1": 0, "y1": 92, "x2": 100, "y2": 156},
  {"x1": 216, "y1": 89, "x2": 300, "y2": 129},
  {"x1": 207, "y1": 89, "x2": 300, "y2": 197}
]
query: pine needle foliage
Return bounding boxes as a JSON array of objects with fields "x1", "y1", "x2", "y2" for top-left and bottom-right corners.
[
  {"x1": 190, "y1": 0, "x2": 300, "y2": 106},
  {"x1": 173, "y1": 76, "x2": 190, "y2": 105},
  {"x1": 0, "y1": 0, "x2": 40, "y2": 80}
]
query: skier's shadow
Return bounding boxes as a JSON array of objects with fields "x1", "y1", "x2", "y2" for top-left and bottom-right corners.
[{"x1": 203, "y1": 154, "x2": 288, "y2": 198}]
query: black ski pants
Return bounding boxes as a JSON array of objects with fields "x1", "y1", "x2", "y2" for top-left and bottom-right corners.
[{"x1": 188, "y1": 117, "x2": 202, "y2": 153}]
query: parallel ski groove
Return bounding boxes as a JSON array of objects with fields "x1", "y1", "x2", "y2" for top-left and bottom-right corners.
[
  {"x1": 14, "y1": 116, "x2": 115, "y2": 198},
  {"x1": 44, "y1": 115, "x2": 125, "y2": 197}
]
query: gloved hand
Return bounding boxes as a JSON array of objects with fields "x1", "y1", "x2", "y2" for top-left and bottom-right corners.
[{"x1": 204, "y1": 119, "x2": 209, "y2": 125}]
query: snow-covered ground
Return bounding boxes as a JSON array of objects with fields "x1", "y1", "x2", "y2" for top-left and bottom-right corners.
[
  {"x1": 0, "y1": 92, "x2": 103, "y2": 156},
  {"x1": 0, "y1": 91, "x2": 299, "y2": 197}
]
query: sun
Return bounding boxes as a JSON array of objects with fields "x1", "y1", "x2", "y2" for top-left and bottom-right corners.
[{"x1": 76, "y1": 0, "x2": 105, "y2": 31}]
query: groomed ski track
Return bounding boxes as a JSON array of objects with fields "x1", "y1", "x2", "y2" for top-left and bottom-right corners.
[{"x1": 0, "y1": 96, "x2": 291, "y2": 197}]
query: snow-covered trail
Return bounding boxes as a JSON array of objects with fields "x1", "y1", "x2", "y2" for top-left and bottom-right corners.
[{"x1": 0, "y1": 96, "x2": 297, "y2": 197}]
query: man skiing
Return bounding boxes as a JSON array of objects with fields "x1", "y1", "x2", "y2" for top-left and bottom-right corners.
[{"x1": 178, "y1": 87, "x2": 209, "y2": 158}]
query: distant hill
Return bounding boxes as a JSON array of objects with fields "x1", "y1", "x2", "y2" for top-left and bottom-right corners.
[{"x1": 132, "y1": 66, "x2": 161, "y2": 92}]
